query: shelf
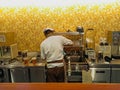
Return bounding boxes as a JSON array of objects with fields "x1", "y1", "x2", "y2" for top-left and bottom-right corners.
[
  {"x1": 66, "y1": 62, "x2": 88, "y2": 65},
  {"x1": 54, "y1": 32, "x2": 81, "y2": 35}
]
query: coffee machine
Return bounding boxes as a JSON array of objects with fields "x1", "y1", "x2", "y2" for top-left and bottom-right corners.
[{"x1": 54, "y1": 27, "x2": 88, "y2": 82}]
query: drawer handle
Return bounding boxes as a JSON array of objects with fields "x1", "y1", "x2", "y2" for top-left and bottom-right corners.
[{"x1": 96, "y1": 71, "x2": 105, "y2": 73}]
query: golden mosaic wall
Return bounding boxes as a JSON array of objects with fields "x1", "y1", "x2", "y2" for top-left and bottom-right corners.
[{"x1": 0, "y1": 2, "x2": 120, "y2": 51}]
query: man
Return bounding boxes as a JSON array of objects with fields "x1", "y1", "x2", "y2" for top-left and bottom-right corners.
[{"x1": 40, "y1": 28, "x2": 73, "y2": 82}]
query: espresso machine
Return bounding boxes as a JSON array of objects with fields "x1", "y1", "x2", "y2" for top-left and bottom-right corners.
[{"x1": 55, "y1": 27, "x2": 88, "y2": 82}]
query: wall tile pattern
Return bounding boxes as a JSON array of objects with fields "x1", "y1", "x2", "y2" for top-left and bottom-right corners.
[{"x1": 0, "y1": 2, "x2": 120, "y2": 51}]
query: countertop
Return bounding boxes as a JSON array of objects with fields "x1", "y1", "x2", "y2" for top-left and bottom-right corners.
[
  {"x1": 0, "y1": 61, "x2": 46, "y2": 68},
  {"x1": 0, "y1": 83, "x2": 120, "y2": 90},
  {"x1": 110, "y1": 59, "x2": 120, "y2": 64},
  {"x1": 87, "y1": 59, "x2": 120, "y2": 66}
]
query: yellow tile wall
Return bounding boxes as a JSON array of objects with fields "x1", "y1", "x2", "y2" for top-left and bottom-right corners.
[
  {"x1": 0, "y1": 31, "x2": 15, "y2": 46},
  {"x1": 0, "y1": 2, "x2": 120, "y2": 51}
]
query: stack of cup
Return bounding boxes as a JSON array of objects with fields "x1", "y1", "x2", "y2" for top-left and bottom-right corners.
[
  {"x1": 23, "y1": 57, "x2": 29, "y2": 65},
  {"x1": 31, "y1": 57, "x2": 37, "y2": 65}
]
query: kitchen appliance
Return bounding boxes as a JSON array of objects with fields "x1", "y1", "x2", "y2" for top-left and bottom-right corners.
[
  {"x1": 0, "y1": 67, "x2": 10, "y2": 82},
  {"x1": 9, "y1": 67, "x2": 29, "y2": 83},
  {"x1": 54, "y1": 30, "x2": 89, "y2": 82},
  {"x1": 111, "y1": 64, "x2": 120, "y2": 83},
  {"x1": 90, "y1": 64, "x2": 111, "y2": 83},
  {"x1": 29, "y1": 66, "x2": 46, "y2": 82},
  {"x1": 107, "y1": 31, "x2": 120, "y2": 58}
]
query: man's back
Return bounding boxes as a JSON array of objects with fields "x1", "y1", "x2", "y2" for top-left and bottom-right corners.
[{"x1": 41, "y1": 35, "x2": 65, "y2": 62}]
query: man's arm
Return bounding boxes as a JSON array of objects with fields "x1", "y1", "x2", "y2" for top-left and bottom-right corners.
[{"x1": 62, "y1": 36, "x2": 73, "y2": 46}]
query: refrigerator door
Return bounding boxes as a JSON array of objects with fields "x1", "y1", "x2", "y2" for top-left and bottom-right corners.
[
  {"x1": 29, "y1": 67, "x2": 46, "y2": 82},
  {"x1": 90, "y1": 64, "x2": 110, "y2": 83},
  {"x1": 9, "y1": 67, "x2": 29, "y2": 83},
  {"x1": 0, "y1": 68, "x2": 10, "y2": 82},
  {"x1": 111, "y1": 65, "x2": 120, "y2": 83}
]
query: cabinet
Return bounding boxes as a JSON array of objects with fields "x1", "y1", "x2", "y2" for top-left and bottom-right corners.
[
  {"x1": 9, "y1": 66, "x2": 46, "y2": 83},
  {"x1": 9, "y1": 67, "x2": 29, "y2": 83},
  {"x1": 90, "y1": 64, "x2": 111, "y2": 83},
  {"x1": 65, "y1": 62, "x2": 88, "y2": 82},
  {"x1": 111, "y1": 65, "x2": 120, "y2": 83},
  {"x1": 29, "y1": 66, "x2": 46, "y2": 82},
  {"x1": 90, "y1": 64, "x2": 120, "y2": 83},
  {"x1": 0, "y1": 67, "x2": 10, "y2": 82}
]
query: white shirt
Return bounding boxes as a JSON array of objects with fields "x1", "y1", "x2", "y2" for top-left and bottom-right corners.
[{"x1": 40, "y1": 35, "x2": 73, "y2": 68}]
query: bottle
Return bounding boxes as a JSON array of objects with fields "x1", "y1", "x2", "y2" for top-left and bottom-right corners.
[{"x1": 97, "y1": 51, "x2": 103, "y2": 63}]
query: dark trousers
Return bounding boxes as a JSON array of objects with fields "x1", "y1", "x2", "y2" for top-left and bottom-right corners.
[{"x1": 46, "y1": 66, "x2": 65, "y2": 82}]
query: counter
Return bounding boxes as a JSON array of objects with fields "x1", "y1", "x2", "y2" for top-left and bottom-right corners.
[
  {"x1": 88, "y1": 59, "x2": 120, "y2": 83},
  {"x1": 0, "y1": 61, "x2": 46, "y2": 83},
  {"x1": 1, "y1": 58, "x2": 120, "y2": 83},
  {"x1": 0, "y1": 83, "x2": 120, "y2": 90}
]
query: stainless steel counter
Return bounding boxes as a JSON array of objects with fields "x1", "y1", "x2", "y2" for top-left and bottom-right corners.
[
  {"x1": 88, "y1": 59, "x2": 120, "y2": 83},
  {"x1": 0, "y1": 60, "x2": 46, "y2": 83}
]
